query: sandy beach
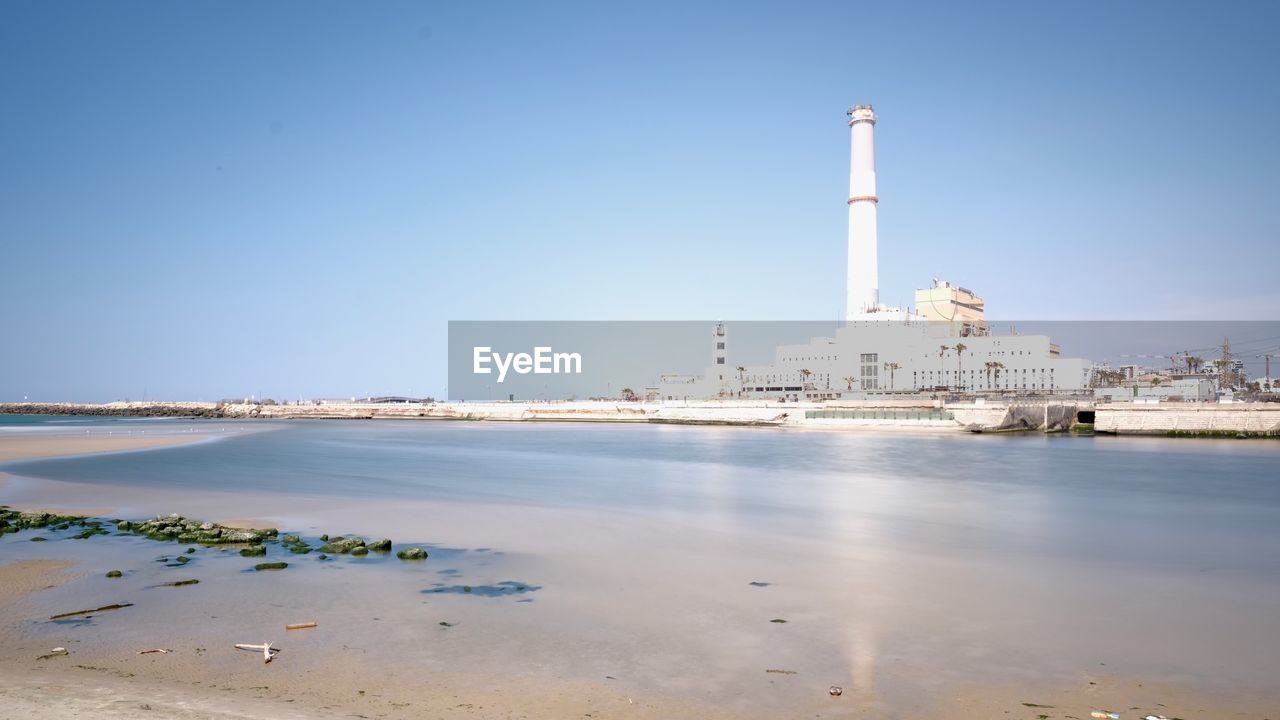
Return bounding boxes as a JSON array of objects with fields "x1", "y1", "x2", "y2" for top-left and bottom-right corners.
[
  {"x1": 0, "y1": 431, "x2": 738, "y2": 719},
  {"x1": 0, "y1": 433, "x2": 206, "y2": 462},
  {"x1": 2, "y1": 422, "x2": 1278, "y2": 720}
]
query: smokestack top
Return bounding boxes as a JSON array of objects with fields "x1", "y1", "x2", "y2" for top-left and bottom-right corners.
[{"x1": 847, "y1": 105, "x2": 876, "y2": 126}]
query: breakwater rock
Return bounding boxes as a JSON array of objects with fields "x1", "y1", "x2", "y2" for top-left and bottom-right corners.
[
  {"x1": 0, "y1": 402, "x2": 227, "y2": 418},
  {"x1": 0, "y1": 507, "x2": 89, "y2": 534},
  {"x1": 121, "y1": 514, "x2": 278, "y2": 544}
]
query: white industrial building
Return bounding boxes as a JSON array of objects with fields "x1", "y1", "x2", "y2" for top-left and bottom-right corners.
[{"x1": 659, "y1": 105, "x2": 1093, "y2": 401}]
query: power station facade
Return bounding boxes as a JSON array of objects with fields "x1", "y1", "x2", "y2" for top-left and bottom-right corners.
[{"x1": 659, "y1": 104, "x2": 1093, "y2": 401}]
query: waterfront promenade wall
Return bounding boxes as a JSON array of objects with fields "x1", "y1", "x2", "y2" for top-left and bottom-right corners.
[
  {"x1": 1095, "y1": 403, "x2": 1280, "y2": 436},
  {"x1": 4, "y1": 400, "x2": 1279, "y2": 436}
]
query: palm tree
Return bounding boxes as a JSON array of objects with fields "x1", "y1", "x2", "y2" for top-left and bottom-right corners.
[
  {"x1": 1151, "y1": 377, "x2": 1164, "y2": 388},
  {"x1": 799, "y1": 368, "x2": 812, "y2": 389},
  {"x1": 939, "y1": 345, "x2": 950, "y2": 387},
  {"x1": 984, "y1": 361, "x2": 996, "y2": 388},
  {"x1": 1185, "y1": 356, "x2": 1203, "y2": 374},
  {"x1": 955, "y1": 343, "x2": 968, "y2": 390},
  {"x1": 843, "y1": 376, "x2": 856, "y2": 391},
  {"x1": 992, "y1": 361, "x2": 1005, "y2": 389},
  {"x1": 883, "y1": 361, "x2": 900, "y2": 390}
]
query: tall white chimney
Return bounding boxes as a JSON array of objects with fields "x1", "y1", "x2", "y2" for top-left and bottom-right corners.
[{"x1": 846, "y1": 104, "x2": 879, "y2": 319}]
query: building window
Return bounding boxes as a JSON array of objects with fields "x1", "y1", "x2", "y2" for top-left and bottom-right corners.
[{"x1": 860, "y1": 353, "x2": 879, "y2": 390}]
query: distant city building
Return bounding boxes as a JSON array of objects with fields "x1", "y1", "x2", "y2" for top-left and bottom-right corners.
[{"x1": 1093, "y1": 377, "x2": 1215, "y2": 403}]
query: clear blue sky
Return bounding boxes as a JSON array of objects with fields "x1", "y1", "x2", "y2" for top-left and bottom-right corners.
[{"x1": 2, "y1": 1, "x2": 1278, "y2": 401}]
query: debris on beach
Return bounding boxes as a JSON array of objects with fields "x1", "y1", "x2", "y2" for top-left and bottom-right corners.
[
  {"x1": 828, "y1": 686, "x2": 843, "y2": 697},
  {"x1": 748, "y1": 581, "x2": 770, "y2": 587},
  {"x1": 1091, "y1": 711, "x2": 1121, "y2": 719},
  {"x1": 235, "y1": 642, "x2": 279, "y2": 663},
  {"x1": 1143, "y1": 715, "x2": 1170, "y2": 720},
  {"x1": 138, "y1": 648, "x2": 171, "y2": 655},
  {"x1": 285, "y1": 622, "x2": 317, "y2": 631},
  {"x1": 37, "y1": 647, "x2": 69, "y2": 660},
  {"x1": 49, "y1": 602, "x2": 134, "y2": 620},
  {"x1": 764, "y1": 669, "x2": 797, "y2": 675},
  {"x1": 769, "y1": 618, "x2": 787, "y2": 624}
]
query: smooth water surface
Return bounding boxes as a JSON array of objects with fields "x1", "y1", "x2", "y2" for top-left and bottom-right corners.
[{"x1": 3, "y1": 417, "x2": 1279, "y2": 711}]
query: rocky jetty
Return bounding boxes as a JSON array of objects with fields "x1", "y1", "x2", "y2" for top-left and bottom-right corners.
[
  {"x1": 5, "y1": 504, "x2": 434, "y2": 566},
  {"x1": 120, "y1": 513, "x2": 278, "y2": 544},
  {"x1": 1, "y1": 507, "x2": 90, "y2": 534},
  {"x1": 0, "y1": 401, "x2": 227, "y2": 418}
]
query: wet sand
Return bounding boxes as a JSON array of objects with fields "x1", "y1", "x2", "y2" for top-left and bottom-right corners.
[
  {"x1": 0, "y1": 559, "x2": 77, "y2": 608},
  {"x1": 0, "y1": 433, "x2": 205, "y2": 462},
  {"x1": 0, "y1": 552, "x2": 734, "y2": 720}
]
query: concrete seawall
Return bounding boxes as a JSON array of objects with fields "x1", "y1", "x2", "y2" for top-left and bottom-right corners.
[
  {"x1": 948, "y1": 403, "x2": 1085, "y2": 433},
  {"x1": 1095, "y1": 403, "x2": 1280, "y2": 436},
  {"x1": 5, "y1": 400, "x2": 1279, "y2": 437}
]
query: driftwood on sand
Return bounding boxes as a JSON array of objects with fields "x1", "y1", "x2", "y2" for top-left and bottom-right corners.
[{"x1": 49, "y1": 603, "x2": 134, "y2": 620}]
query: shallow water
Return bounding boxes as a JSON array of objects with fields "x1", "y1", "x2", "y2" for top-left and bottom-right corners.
[{"x1": 2, "y1": 417, "x2": 1279, "y2": 713}]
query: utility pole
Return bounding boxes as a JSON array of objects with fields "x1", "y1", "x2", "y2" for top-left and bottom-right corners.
[
  {"x1": 1259, "y1": 353, "x2": 1276, "y2": 384},
  {"x1": 1219, "y1": 337, "x2": 1234, "y2": 389}
]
